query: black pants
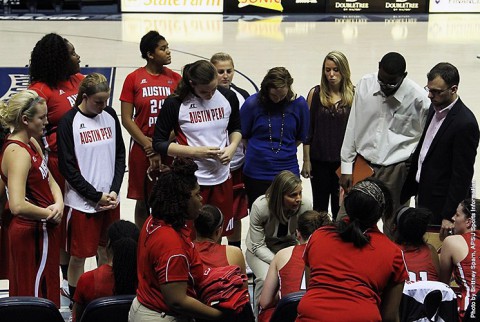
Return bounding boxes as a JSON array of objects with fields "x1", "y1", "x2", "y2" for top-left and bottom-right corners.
[
  {"x1": 243, "y1": 175, "x2": 272, "y2": 210},
  {"x1": 310, "y1": 160, "x2": 341, "y2": 220}
]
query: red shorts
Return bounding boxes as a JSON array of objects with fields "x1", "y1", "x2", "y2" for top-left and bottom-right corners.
[
  {"x1": 127, "y1": 140, "x2": 173, "y2": 200},
  {"x1": 63, "y1": 206, "x2": 120, "y2": 258},
  {"x1": 47, "y1": 152, "x2": 65, "y2": 193},
  {"x1": 231, "y1": 167, "x2": 249, "y2": 221},
  {"x1": 200, "y1": 178, "x2": 234, "y2": 237},
  {"x1": 127, "y1": 141, "x2": 149, "y2": 200},
  {"x1": 8, "y1": 216, "x2": 60, "y2": 307}
]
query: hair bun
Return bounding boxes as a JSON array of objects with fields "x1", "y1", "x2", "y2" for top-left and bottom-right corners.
[{"x1": 171, "y1": 158, "x2": 198, "y2": 177}]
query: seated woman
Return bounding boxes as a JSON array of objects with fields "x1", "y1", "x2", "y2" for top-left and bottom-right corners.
[
  {"x1": 297, "y1": 180, "x2": 408, "y2": 322},
  {"x1": 194, "y1": 204, "x2": 247, "y2": 288},
  {"x1": 394, "y1": 206, "x2": 440, "y2": 282},
  {"x1": 258, "y1": 210, "x2": 331, "y2": 322},
  {"x1": 73, "y1": 220, "x2": 139, "y2": 321},
  {"x1": 129, "y1": 158, "x2": 223, "y2": 322},
  {"x1": 440, "y1": 198, "x2": 480, "y2": 318},
  {"x1": 245, "y1": 170, "x2": 312, "y2": 314}
]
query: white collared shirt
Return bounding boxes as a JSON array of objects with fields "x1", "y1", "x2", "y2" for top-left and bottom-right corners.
[{"x1": 341, "y1": 72, "x2": 430, "y2": 173}]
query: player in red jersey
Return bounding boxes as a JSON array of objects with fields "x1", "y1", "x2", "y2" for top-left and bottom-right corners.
[
  {"x1": 120, "y1": 31, "x2": 181, "y2": 229},
  {"x1": 440, "y1": 198, "x2": 480, "y2": 318},
  {"x1": 394, "y1": 206, "x2": 440, "y2": 282},
  {"x1": 28, "y1": 33, "x2": 83, "y2": 291},
  {"x1": 72, "y1": 220, "x2": 139, "y2": 322},
  {"x1": 259, "y1": 210, "x2": 331, "y2": 322},
  {"x1": 297, "y1": 180, "x2": 408, "y2": 322},
  {"x1": 194, "y1": 204, "x2": 247, "y2": 288},
  {"x1": 28, "y1": 33, "x2": 83, "y2": 192},
  {"x1": 0, "y1": 90, "x2": 63, "y2": 306},
  {"x1": 130, "y1": 158, "x2": 223, "y2": 321}
]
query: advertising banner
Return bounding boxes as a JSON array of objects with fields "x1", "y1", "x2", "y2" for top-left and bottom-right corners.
[
  {"x1": 429, "y1": 0, "x2": 480, "y2": 13},
  {"x1": 224, "y1": 0, "x2": 324, "y2": 14},
  {"x1": 121, "y1": 0, "x2": 223, "y2": 13},
  {"x1": 0, "y1": 67, "x2": 116, "y2": 102},
  {"x1": 326, "y1": 0, "x2": 426, "y2": 13}
]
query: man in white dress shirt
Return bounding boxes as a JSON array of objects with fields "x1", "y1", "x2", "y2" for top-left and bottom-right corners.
[{"x1": 340, "y1": 52, "x2": 430, "y2": 236}]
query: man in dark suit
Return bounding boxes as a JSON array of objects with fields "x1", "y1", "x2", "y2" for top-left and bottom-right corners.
[{"x1": 401, "y1": 62, "x2": 479, "y2": 238}]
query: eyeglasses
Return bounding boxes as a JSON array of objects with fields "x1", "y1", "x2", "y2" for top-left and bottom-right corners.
[
  {"x1": 424, "y1": 86, "x2": 451, "y2": 96},
  {"x1": 377, "y1": 78, "x2": 402, "y2": 89}
]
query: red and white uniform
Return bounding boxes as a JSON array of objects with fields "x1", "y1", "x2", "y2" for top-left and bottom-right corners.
[
  {"x1": 399, "y1": 244, "x2": 439, "y2": 282},
  {"x1": 153, "y1": 87, "x2": 241, "y2": 236},
  {"x1": 136, "y1": 216, "x2": 205, "y2": 314},
  {"x1": 120, "y1": 67, "x2": 181, "y2": 200},
  {"x1": 454, "y1": 231, "x2": 480, "y2": 317},
  {"x1": 297, "y1": 226, "x2": 408, "y2": 322},
  {"x1": 29, "y1": 73, "x2": 84, "y2": 190},
  {"x1": 73, "y1": 264, "x2": 115, "y2": 321},
  {"x1": 0, "y1": 140, "x2": 60, "y2": 307},
  {"x1": 57, "y1": 106, "x2": 125, "y2": 257},
  {"x1": 194, "y1": 240, "x2": 229, "y2": 268}
]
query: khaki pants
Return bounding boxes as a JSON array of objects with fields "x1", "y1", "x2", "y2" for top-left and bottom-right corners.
[
  {"x1": 245, "y1": 250, "x2": 269, "y2": 317},
  {"x1": 129, "y1": 297, "x2": 193, "y2": 322}
]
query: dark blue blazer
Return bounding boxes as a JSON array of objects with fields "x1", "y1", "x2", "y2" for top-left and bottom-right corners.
[{"x1": 401, "y1": 98, "x2": 479, "y2": 224}]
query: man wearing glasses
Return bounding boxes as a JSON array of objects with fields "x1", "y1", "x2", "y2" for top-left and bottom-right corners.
[
  {"x1": 402, "y1": 62, "x2": 479, "y2": 239},
  {"x1": 340, "y1": 52, "x2": 430, "y2": 237}
]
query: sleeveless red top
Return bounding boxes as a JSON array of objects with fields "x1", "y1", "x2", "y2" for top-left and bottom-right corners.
[
  {"x1": 279, "y1": 244, "x2": 307, "y2": 297},
  {"x1": 0, "y1": 139, "x2": 54, "y2": 210},
  {"x1": 194, "y1": 240, "x2": 229, "y2": 268}
]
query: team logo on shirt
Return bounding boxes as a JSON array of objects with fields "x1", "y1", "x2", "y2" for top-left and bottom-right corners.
[
  {"x1": 189, "y1": 107, "x2": 225, "y2": 124},
  {"x1": 39, "y1": 159, "x2": 49, "y2": 180},
  {"x1": 79, "y1": 126, "x2": 113, "y2": 144}
]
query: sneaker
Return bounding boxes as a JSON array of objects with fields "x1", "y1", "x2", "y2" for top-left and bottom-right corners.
[
  {"x1": 246, "y1": 263, "x2": 253, "y2": 276},
  {"x1": 60, "y1": 279, "x2": 70, "y2": 299}
]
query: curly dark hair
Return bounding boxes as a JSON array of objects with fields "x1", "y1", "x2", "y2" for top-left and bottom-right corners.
[
  {"x1": 107, "y1": 220, "x2": 139, "y2": 295},
  {"x1": 149, "y1": 158, "x2": 199, "y2": 230},
  {"x1": 29, "y1": 33, "x2": 72, "y2": 88}
]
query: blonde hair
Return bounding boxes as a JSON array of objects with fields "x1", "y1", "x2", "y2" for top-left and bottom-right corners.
[
  {"x1": 75, "y1": 73, "x2": 110, "y2": 107},
  {"x1": 265, "y1": 170, "x2": 302, "y2": 224},
  {"x1": 320, "y1": 51, "x2": 354, "y2": 108},
  {"x1": 0, "y1": 90, "x2": 45, "y2": 132},
  {"x1": 210, "y1": 52, "x2": 234, "y2": 67}
]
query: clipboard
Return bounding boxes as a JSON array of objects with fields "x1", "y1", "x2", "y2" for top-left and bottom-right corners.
[{"x1": 336, "y1": 155, "x2": 374, "y2": 185}]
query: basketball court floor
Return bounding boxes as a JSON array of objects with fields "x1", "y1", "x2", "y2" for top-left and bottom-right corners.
[{"x1": 1, "y1": 11, "x2": 480, "y2": 316}]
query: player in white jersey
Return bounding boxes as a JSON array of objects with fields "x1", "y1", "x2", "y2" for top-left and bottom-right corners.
[
  {"x1": 210, "y1": 52, "x2": 250, "y2": 249},
  {"x1": 153, "y1": 60, "x2": 242, "y2": 239},
  {"x1": 58, "y1": 73, "x2": 125, "y2": 302}
]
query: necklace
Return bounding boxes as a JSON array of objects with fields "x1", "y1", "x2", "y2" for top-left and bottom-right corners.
[{"x1": 268, "y1": 112, "x2": 285, "y2": 154}]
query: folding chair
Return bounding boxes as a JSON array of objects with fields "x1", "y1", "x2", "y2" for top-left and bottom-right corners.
[
  {"x1": 79, "y1": 294, "x2": 135, "y2": 322},
  {"x1": 270, "y1": 291, "x2": 305, "y2": 322},
  {"x1": 0, "y1": 296, "x2": 64, "y2": 322}
]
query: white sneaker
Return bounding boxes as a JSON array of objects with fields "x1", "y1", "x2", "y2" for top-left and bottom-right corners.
[
  {"x1": 246, "y1": 264, "x2": 253, "y2": 276},
  {"x1": 60, "y1": 279, "x2": 70, "y2": 299}
]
